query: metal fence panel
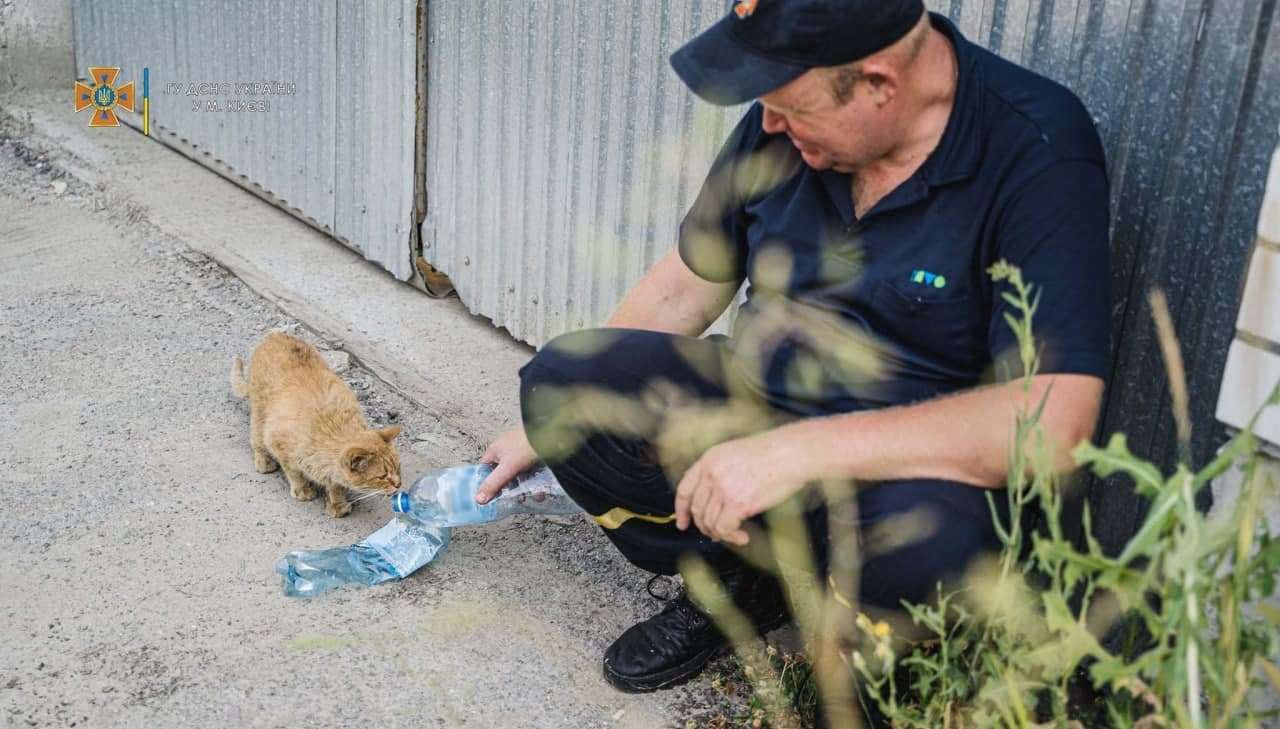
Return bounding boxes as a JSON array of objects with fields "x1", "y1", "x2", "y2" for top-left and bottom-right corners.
[
  {"x1": 334, "y1": 1, "x2": 420, "y2": 276},
  {"x1": 423, "y1": 0, "x2": 745, "y2": 346},
  {"x1": 71, "y1": 0, "x2": 419, "y2": 281},
  {"x1": 934, "y1": 0, "x2": 1280, "y2": 551}
]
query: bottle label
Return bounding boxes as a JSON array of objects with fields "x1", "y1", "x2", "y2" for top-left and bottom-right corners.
[{"x1": 361, "y1": 518, "x2": 450, "y2": 577}]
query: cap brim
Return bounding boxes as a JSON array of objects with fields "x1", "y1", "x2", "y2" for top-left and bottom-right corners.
[{"x1": 670, "y1": 15, "x2": 810, "y2": 106}]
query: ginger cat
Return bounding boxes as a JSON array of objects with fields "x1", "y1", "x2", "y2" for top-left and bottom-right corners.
[{"x1": 230, "y1": 331, "x2": 402, "y2": 517}]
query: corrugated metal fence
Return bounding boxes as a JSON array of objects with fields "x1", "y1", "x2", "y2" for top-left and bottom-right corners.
[
  {"x1": 927, "y1": 0, "x2": 1279, "y2": 550},
  {"x1": 425, "y1": 0, "x2": 1280, "y2": 552},
  {"x1": 423, "y1": 0, "x2": 745, "y2": 345},
  {"x1": 72, "y1": 0, "x2": 420, "y2": 281}
]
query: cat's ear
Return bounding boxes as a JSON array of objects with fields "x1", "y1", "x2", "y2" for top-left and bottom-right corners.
[
  {"x1": 342, "y1": 446, "x2": 374, "y2": 473},
  {"x1": 377, "y1": 425, "x2": 401, "y2": 443}
]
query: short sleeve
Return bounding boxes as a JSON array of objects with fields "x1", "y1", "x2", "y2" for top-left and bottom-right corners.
[
  {"x1": 988, "y1": 159, "x2": 1112, "y2": 382},
  {"x1": 677, "y1": 106, "x2": 765, "y2": 284}
]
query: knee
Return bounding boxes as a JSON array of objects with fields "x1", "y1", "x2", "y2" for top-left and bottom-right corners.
[
  {"x1": 519, "y1": 329, "x2": 624, "y2": 392},
  {"x1": 520, "y1": 327, "x2": 643, "y2": 412},
  {"x1": 519, "y1": 329, "x2": 621, "y2": 458},
  {"x1": 520, "y1": 330, "x2": 603, "y2": 422}
]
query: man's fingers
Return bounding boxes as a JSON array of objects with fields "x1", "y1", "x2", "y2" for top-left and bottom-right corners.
[
  {"x1": 711, "y1": 502, "x2": 742, "y2": 544},
  {"x1": 726, "y1": 528, "x2": 750, "y2": 547},
  {"x1": 690, "y1": 475, "x2": 715, "y2": 534},
  {"x1": 674, "y1": 462, "x2": 701, "y2": 531},
  {"x1": 476, "y1": 460, "x2": 515, "y2": 504},
  {"x1": 697, "y1": 492, "x2": 721, "y2": 538}
]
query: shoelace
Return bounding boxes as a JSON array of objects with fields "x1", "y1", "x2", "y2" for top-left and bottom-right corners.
[{"x1": 646, "y1": 574, "x2": 709, "y2": 629}]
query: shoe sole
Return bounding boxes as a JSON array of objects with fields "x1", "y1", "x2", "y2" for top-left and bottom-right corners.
[
  {"x1": 603, "y1": 644, "x2": 725, "y2": 693},
  {"x1": 602, "y1": 611, "x2": 790, "y2": 694}
]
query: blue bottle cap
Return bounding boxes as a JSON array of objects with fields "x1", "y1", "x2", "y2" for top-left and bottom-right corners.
[{"x1": 390, "y1": 491, "x2": 410, "y2": 513}]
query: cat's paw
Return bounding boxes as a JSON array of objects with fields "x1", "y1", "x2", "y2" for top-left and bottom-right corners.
[
  {"x1": 291, "y1": 483, "x2": 318, "y2": 501},
  {"x1": 253, "y1": 451, "x2": 279, "y2": 473},
  {"x1": 326, "y1": 500, "x2": 351, "y2": 518}
]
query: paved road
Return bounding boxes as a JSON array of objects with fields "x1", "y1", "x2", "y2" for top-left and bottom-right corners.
[{"x1": 0, "y1": 112, "x2": 747, "y2": 728}]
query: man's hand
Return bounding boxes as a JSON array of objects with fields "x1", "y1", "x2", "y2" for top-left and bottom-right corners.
[
  {"x1": 674, "y1": 429, "x2": 809, "y2": 546},
  {"x1": 476, "y1": 426, "x2": 540, "y2": 504}
]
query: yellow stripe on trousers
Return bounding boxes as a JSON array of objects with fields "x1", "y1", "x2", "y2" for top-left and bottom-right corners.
[{"x1": 593, "y1": 507, "x2": 677, "y2": 530}]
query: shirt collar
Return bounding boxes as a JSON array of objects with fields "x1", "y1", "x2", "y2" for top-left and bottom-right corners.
[{"x1": 922, "y1": 12, "x2": 985, "y2": 187}]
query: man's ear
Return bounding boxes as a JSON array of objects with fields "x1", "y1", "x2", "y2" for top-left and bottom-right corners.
[
  {"x1": 378, "y1": 425, "x2": 402, "y2": 443},
  {"x1": 859, "y1": 61, "x2": 898, "y2": 107},
  {"x1": 343, "y1": 446, "x2": 374, "y2": 473}
]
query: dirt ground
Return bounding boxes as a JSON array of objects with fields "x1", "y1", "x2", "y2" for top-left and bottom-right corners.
[{"x1": 0, "y1": 109, "x2": 760, "y2": 728}]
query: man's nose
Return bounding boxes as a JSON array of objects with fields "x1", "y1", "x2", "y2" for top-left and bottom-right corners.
[{"x1": 761, "y1": 107, "x2": 787, "y2": 135}]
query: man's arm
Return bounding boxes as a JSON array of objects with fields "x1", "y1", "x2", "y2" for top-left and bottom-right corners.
[
  {"x1": 614, "y1": 106, "x2": 765, "y2": 334},
  {"x1": 605, "y1": 248, "x2": 741, "y2": 336},
  {"x1": 476, "y1": 249, "x2": 739, "y2": 503},
  {"x1": 674, "y1": 373, "x2": 1103, "y2": 542},
  {"x1": 779, "y1": 373, "x2": 1103, "y2": 486}
]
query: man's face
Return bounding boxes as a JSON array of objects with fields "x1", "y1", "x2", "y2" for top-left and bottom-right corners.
[{"x1": 757, "y1": 69, "x2": 893, "y2": 173}]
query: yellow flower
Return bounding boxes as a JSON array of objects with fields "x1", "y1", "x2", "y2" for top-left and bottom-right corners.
[{"x1": 872, "y1": 621, "x2": 891, "y2": 639}]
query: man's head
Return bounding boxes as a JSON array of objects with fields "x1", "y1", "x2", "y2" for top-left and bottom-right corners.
[
  {"x1": 758, "y1": 12, "x2": 932, "y2": 172},
  {"x1": 671, "y1": 0, "x2": 938, "y2": 171}
]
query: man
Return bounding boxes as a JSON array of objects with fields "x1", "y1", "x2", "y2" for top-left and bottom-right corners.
[{"x1": 477, "y1": 0, "x2": 1110, "y2": 707}]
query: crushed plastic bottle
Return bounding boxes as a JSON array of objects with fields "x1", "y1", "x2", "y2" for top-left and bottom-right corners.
[
  {"x1": 389, "y1": 464, "x2": 580, "y2": 527},
  {"x1": 276, "y1": 464, "x2": 580, "y2": 597},
  {"x1": 275, "y1": 517, "x2": 450, "y2": 598}
]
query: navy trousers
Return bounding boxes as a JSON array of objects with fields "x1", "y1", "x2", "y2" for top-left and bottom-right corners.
[{"x1": 519, "y1": 328, "x2": 1008, "y2": 613}]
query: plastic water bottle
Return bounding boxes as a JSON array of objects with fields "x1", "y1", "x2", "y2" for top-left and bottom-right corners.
[
  {"x1": 275, "y1": 464, "x2": 579, "y2": 598},
  {"x1": 276, "y1": 517, "x2": 450, "y2": 598},
  {"x1": 390, "y1": 464, "x2": 580, "y2": 527}
]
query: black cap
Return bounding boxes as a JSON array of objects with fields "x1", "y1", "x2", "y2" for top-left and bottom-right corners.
[{"x1": 671, "y1": 0, "x2": 926, "y2": 106}]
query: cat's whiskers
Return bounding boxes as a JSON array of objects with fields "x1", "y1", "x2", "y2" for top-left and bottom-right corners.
[{"x1": 349, "y1": 490, "x2": 386, "y2": 505}]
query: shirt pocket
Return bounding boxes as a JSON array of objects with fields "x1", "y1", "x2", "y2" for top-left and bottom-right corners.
[{"x1": 870, "y1": 280, "x2": 985, "y2": 372}]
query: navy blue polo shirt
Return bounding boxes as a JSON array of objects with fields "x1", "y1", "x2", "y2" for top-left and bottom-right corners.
[{"x1": 678, "y1": 13, "x2": 1111, "y2": 416}]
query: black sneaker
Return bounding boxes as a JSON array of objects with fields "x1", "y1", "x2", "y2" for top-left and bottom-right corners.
[{"x1": 602, "y1": 569, "x2": 789, "y2": 693}]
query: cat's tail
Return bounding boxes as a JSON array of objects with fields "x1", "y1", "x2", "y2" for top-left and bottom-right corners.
[{"x1": 230, "y1": 356, "x2": 250, "y2": 399}]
